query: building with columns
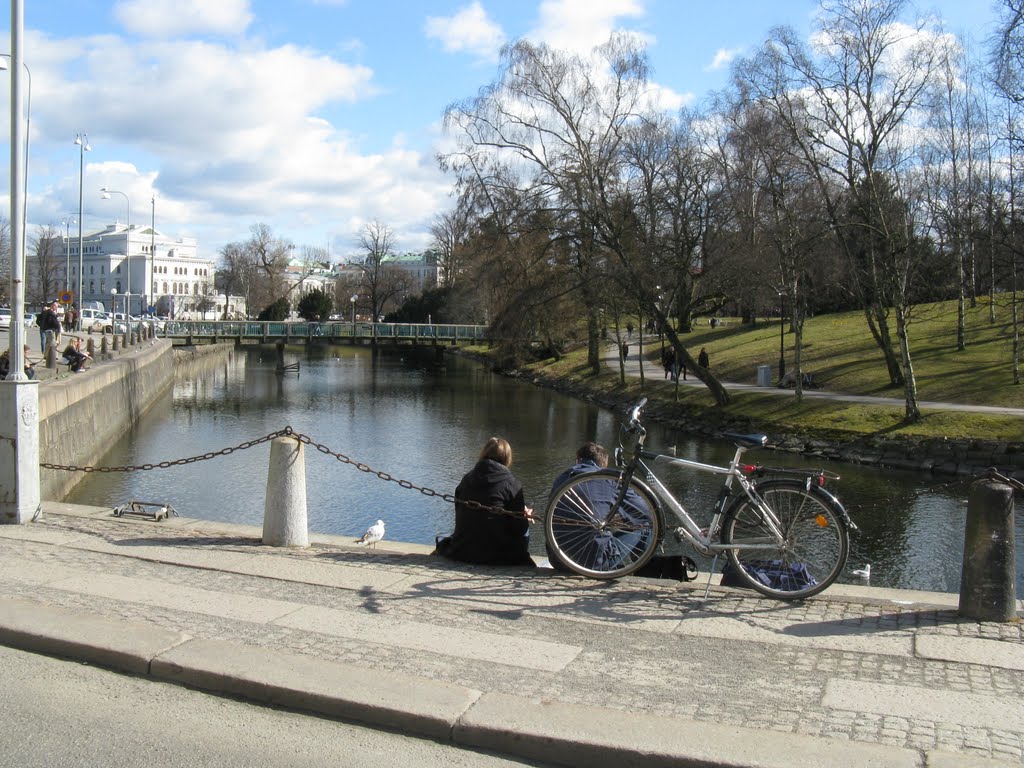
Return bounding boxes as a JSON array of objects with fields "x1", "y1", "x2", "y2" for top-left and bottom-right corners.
[{"x1": 61, "y1": 222, "x2": 215, "y2": 317}]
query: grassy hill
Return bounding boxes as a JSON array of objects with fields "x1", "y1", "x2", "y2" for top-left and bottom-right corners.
[{"x1": 510, "y1": 296, "x2": 1024, "y2": 443}]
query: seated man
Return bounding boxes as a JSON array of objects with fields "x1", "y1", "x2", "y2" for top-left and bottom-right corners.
[
  {"x1": 545, "y1": 442, "x2": 610, "y2": 570},
  {"x1": 62, "y1": 337, "x2": 91, "y2": 373}
]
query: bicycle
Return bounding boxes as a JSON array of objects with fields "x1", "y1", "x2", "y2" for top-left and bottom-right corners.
[{"x1": 544, "y1": 397, "x2": 855, "y2": 600}]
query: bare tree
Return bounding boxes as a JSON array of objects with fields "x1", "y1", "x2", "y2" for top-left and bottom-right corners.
[
  {"x1": 28, "y1": 223, "x2": 63, "y2": 306},
  {"x1": 735, "y1": 0, "x2": 945, "y2": 420},
  {"x1": 442, "y1": 35, "x2": 731, "y2": 402},
  {"x1": 353, "y1": 221, "x2": 411, "y2": 321}
]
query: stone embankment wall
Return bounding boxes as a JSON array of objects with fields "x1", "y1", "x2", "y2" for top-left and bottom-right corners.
[
  {"x1": 36, "y1": 341, "x2": 236, "y2": 501},
  {"x1": 38, "y1": 339, "x2": 175, "y2": 500}
]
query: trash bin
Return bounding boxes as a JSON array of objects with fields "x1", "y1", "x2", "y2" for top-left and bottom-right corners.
[{"x1": 756, "y1": 364, "x2": 772, "y2": 387}]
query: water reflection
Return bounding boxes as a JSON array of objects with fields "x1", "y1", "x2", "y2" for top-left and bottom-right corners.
[{"x1": 66, "y1": 344, "x2": 1022, "y2": 593}]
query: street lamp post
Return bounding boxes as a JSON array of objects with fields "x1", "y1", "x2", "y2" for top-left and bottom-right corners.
[
  {"x1": 74, "y1": 133, "x2": 91, "y2": 328},
  {"x1": 0, "y1": 55, "x2": 31, "y2": 279},
  {"x1": 61, "y1": 217, "x2": 76, "y2": 292},
  {"x1": 100, "y1": 187, "x2": 131, "y2": 315},
  {"x1": 350, "y1": 294, "x2": 357, "y2": 326},
  {"x1": 778, "y1": 291, "x2": 787, "y2": 382},
  {"x1": 149, "y1": 195, "x2": 156, "y2": 316}
]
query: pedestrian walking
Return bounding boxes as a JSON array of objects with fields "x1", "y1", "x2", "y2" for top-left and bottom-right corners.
[{"x1": 698, "y1": 346, "x2": 709, "y2": 369}]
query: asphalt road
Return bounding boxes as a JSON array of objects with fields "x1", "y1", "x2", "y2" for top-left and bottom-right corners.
[{"x1": 0, "y1": 645, "x2": 547, "y2": 768}]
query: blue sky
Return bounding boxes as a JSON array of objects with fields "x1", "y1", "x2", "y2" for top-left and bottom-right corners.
[{"x1": 0, "y1": 0, "x2": 1002, "y2": 263}]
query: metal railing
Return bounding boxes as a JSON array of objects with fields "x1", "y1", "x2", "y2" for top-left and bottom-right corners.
[{"x1": 161, "y1": 320, "x2": 491, "y2": 343}]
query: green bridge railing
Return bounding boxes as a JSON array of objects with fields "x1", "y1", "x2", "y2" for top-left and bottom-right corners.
[{"x1": 162, "y1": 320, "x2": 490, "y2": 343}]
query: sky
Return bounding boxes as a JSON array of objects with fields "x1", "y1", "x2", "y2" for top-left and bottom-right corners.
[{"x1": 0, "y1": 0, "x2": 1004, "y2": 265}]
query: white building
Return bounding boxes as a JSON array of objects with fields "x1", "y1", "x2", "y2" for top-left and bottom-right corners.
[{"x1": 61, "y1": 222, "x2": 215, "y2": 317}]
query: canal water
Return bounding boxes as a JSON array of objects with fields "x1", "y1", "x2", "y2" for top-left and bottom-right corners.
[{"x1": 65, "y1": 344, "x2": 1024, "y2": 594}]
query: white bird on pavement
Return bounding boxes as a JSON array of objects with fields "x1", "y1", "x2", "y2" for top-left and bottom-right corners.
[
  {"x1": 852, "y1": 563, "x2": 871, "y2": 579},
  {"x1": 355, "y1": 519, "x2": 385, "y2": 549}
]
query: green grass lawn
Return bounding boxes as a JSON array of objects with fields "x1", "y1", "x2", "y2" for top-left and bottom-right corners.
[{"x1": 486, "y1": 296, "x2": 1024, "y2": 443}]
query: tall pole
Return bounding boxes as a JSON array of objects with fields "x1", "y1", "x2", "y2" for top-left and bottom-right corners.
[
  {"x1": 74, "y1": 133, "x2": 90, "y2": 327},
  {"x1": 1, "y1": 0, "x2": 40, "y2": 526},
  {"x1": 149, "y1": 195, "x2": 155, "y2": 315},
  {"x1": 0, "y1": 54, "x2": 30, "y2": 279},
  {"x1": 62, "y1": 217, "x2": 75, "y2": 292},
  {"x1": 101, "y1": 188, "x2": 131, "y2": 315},
  {"x1": 6, "y1": 3, "x2": 26, "y2": 380}
]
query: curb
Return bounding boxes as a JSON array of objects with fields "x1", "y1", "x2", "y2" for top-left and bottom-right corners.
[{"x1": 0, "y1": 594, "x2": 941, "y2": 768}]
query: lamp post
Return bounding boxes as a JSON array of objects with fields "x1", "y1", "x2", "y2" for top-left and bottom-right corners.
[
  {"x1": 61, "y1": 217, "x2": 76, "y2": 292},
  {"x1": 74, "y1": 133, "x2": 91, "y2": 328},
  {"x1": 149, "y1": 195, "x2": 156, "y2": 315},
  {"x1": 100, "y1": 187, "x2": 131, "y2": 315},
  {"x1": 350, "y1": 294, "x2": 357, "y2": 326},
  {"x1": 0, "y1": 55, "x2": 30, "y2": 276},
  {"x1": 778, "y1": 290, "x2": 787, "y2": 382}
]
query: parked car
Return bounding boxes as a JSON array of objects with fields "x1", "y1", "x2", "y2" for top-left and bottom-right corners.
[
  {"x1": 23, "y1": 312, "x2": 36, "y2": 327},
  {"x1": 79, "y1": 308, "x2": 127, "y2": 334},
  {"x1": 0, "y1": 307, "x2": 11, "y2": 331}
]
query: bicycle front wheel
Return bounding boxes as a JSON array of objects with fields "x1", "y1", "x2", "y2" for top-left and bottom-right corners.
[
  {"x1": 544, "y1": 469, "x2": 661, "y2": 579},
  {"x1": 720, "y1": 479, "x2": 849, "y2": 600}
]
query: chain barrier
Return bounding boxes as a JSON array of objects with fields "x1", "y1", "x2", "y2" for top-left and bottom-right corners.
[
  {"x1": 41, "y1": 426, "x2": 535, "y2": 521},
  {"x1": 987, "y1": 467, "x2": 1024, "y2": 494}
]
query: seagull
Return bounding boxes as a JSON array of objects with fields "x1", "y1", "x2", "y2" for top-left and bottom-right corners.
[
  {"x1": 355, "y1": 519, "x2": 385, "y2": 549},
  {"x1": 852, "y1": 564, "x2": 871, "y2": 579}
]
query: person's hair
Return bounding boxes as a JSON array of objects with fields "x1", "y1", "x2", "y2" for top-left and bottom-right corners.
[
  {"x1": 576, "y1": 442, "x2": 609, "y2": 467},
  {"x1": 479, "y1": 436, "x2": 513, "y2": 467}
]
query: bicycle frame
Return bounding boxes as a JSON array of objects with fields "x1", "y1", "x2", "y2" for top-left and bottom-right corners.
[
  {"x1": 609, "y1": 399, "x2": 819, "y2": 558},
  {"x1": 618, "y1": 440, "x2": 789, "y2": 557}
]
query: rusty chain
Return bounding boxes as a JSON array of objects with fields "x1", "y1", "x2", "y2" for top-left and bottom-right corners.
[{"x1": 41, "y1": 426, "x2": 535, "y2": 521}]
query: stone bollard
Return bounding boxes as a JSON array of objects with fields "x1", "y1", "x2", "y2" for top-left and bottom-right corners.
[
  {"x1": 86, "y1": 337, "x2": 95, "y2": 358},
  {"x1": 112, "y1": 334, "x2": 120, "y2": 352},
  {"x1": 101, "y1": 335, "x2": 109, "y2": 356},
  {"x1": 959, "y1": 479, "x2": 1017, "y2": 622},
  {"x1": 262, "y1": 436, "x2": 309, "y2": 547}
]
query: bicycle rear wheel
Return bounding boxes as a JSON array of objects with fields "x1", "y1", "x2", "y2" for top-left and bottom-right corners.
[
  {"x1": 544, "y1": 469, "x2": 660, "y2": 579},
  {"x1": 720, "y1": 479, "x2": 849, "y2": 600}
]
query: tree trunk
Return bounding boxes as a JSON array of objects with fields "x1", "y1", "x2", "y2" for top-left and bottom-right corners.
[{"x1": 894, "y1": 305, "x2": 920, "y2": 422}]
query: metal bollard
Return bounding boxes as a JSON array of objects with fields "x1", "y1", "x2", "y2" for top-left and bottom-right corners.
[
  {"x1": 262, "y1": 436, "x2": 309, "y2": 547},
  {"x1": 959, "y1": 479, "x2": 1017, "y2": 622}
]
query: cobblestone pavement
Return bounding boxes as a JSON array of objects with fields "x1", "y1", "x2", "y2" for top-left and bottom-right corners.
[{"x1": 2, "y1": 509, "x2": 1022, "y2": 765}]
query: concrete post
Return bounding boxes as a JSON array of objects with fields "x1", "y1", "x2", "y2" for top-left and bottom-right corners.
[
  {"x1": 262, "y1": 436, "x2": 308, "y2": 547},
  {"x1": 112, "y1": 334, "x2": 120, "y2": 352},
  {"x1": 45, "y1": 340, "x2": 56, "y2": 369},
  {"x1": 959, "y1": 479, "x2": 1017, "y2": 622},
  {"x1": 0, "y1": 380, "x2": 40, "y2": 524}
]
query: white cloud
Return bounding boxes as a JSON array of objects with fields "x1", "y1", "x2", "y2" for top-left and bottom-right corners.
[
  {"x1": 424, "y1": 2, "x2": 505, "y2": 64},
  {"x1": 529, "y1": 0, "x2": 646, "y2": 54},
  {"x1": 113, "y1": 0, "x2": 253, "y2": 38},
  {"x1": 706, "y1": 47, "x2": 741, "y2": 72}
]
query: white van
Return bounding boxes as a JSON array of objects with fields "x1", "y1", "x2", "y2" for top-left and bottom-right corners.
[{"x1": 79, "y1": 308, "x2": 126, "y2": 334}]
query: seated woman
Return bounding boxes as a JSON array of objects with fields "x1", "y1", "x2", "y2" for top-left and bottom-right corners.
[
  {"x1": 62, "y1": 337, "x2": 91, "y2": 372},
  {"x1": 435, "y1": 437, "x2": 536, "y2": 567}
]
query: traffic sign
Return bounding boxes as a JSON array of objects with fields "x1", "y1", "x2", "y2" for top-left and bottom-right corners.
[{"x1": 59, "y1": 291, "x2": 73, "y2": 304}]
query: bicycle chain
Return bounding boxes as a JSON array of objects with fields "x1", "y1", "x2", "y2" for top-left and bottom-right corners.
[{"x1": 40, "y1": 427, "x2": 535, "y2": 521}]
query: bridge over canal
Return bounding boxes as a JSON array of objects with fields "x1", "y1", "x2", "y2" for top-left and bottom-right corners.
[{"x1": 161, "y1": 320, "x2": 492, "y2": 347}]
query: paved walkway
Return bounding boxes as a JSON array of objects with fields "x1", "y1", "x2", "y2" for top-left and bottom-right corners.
[
  {"x1": 610, "y1": 343, "x2": 1024, "y2": 417},
  {"x1": 1, "y1": 504, "x2": 1021, "y2": 766}
]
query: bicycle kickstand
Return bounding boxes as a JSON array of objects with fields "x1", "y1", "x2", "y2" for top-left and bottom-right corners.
[{"x1": 701, "y1": 554, "x2": 720, "y2": 601}]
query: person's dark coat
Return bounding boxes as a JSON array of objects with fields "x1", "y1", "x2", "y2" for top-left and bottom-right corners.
[
  {"x1": 39, "y1": 307, "x2": 61, "y2": 334},
  {"x1": 438, "y1": 458, "x2": 534, "y2": 567}
]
